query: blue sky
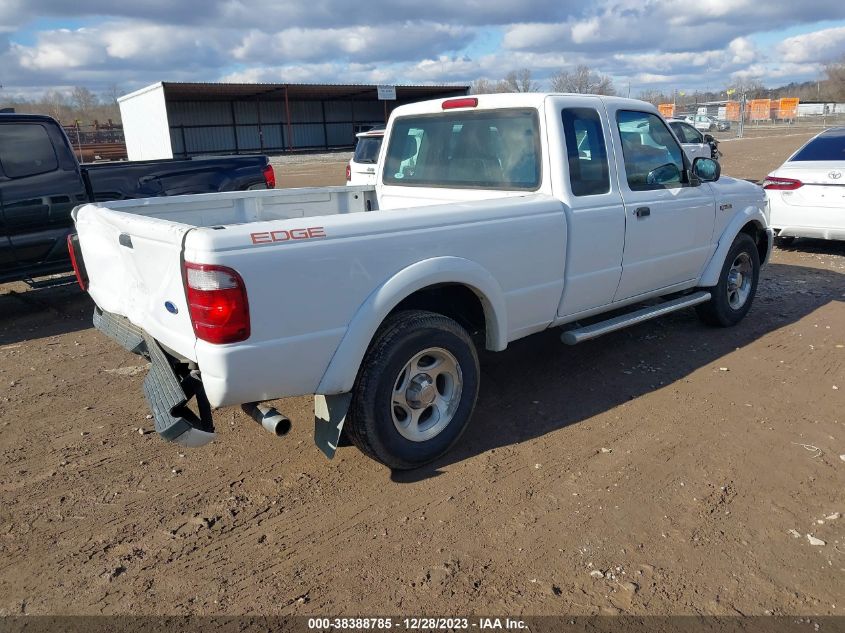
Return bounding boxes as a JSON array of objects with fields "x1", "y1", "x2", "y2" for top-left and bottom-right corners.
[{"x1": 0, "y1": 0, "x2": 844, "y2": 99}]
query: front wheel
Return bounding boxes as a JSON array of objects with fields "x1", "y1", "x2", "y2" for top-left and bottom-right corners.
[
  {"x1": 696, "y1": 233, "x2": 760, "y2": 327},
  {"x1": 345, "y1": 310, "x2": 480, "y2": 470}
]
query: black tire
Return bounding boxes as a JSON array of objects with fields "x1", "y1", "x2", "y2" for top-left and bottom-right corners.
[
  {"x1": 696, "y1": 233, "x2": 760, "y2": 327},
  {"x1": 774, "y1": 235, "x2": 795, "y2": 248},
  {"x1": 345, "y1": 310, "x2": 480, "y2": 470}
]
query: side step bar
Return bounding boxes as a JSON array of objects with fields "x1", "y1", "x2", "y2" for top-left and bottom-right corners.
[{"x1": 560, "y1": 291, "x2": 711, "y2": 345}]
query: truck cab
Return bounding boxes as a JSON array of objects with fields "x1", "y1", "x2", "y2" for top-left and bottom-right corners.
[{"x1": 0, "y1": 115, "x2": 90, "y2": 282}]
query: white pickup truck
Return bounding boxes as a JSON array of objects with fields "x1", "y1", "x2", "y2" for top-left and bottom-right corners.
[{"x1": 71, "y1": 93, "x2": 773, "y2": 469}]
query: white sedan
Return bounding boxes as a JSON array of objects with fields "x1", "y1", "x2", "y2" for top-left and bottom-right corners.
[{"x1": 764, "y1": 127, "x2": 845, "y2": 243}]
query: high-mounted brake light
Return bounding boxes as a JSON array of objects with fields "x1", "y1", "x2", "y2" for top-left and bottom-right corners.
[
  {"x1": 263, "y1": 164, "x2": 276, "y2": 189},
  {"x1": 442, "y1": 97, "x2": 478, "y2": 110},
  {"x1": 66, "y1": 233, "x2": 88, "y2": 291},
  {"x1": 762, "y1": 175, "x2": 803, "y2": 190},
  {"x1": 346, "y1": 163, "x2": 351, "y2": 181},
  {"x1": 184, "y1": 262, "x2": 250, "y2": 344}
]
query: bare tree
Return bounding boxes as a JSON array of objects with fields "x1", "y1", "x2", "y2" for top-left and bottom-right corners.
[
  {"x1": 105, "y1": 83, "x2": 123, "y2": 107},
  {"x1": 70, "y1": 86, "x2": 99, "y2": 118},
  {"x1": 470, "y1": 78, "x2": 497, "y2": 94},
  {"x1": 550, "y1": 65, "x2": 616, "y2": 95},
  {"x1": 499, "y1": 68, "x2": 539, "y2": 93},
  {"x1": 727, "y1": 77, "x2": 765, "y2": 99},
  {"x1": 41, "y1": 90, "x2": 70, "y2": 121},
  {"x1": 637, "y1": 89, "x2": 671, "y2": 106},
  {"x1": 471, "y1": 70, "x2": 538, "y2": 94},
  {"x1": 823, "y1": 55, "x2": 845, "y2": 100}
]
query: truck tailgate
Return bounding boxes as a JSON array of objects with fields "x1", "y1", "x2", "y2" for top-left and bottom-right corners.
[{"x1": 73, "y1": 203, "x2": 198, "y2": 361}]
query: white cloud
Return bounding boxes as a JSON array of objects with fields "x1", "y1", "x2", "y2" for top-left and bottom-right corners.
[
  {"x1": 777, "y1": 26, "x2": 845, "y2": 63},
  {"x1": 232, "y1": 23, "x2": 474, "y2": 64},
  {"x1": 504, "y1": 0, "x2": 845, "y2": 54},
  {"x1": 0, "y1": 1, "x2": 843, "y2": 97}
]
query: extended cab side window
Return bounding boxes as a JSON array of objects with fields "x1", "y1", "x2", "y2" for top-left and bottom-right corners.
[
  {"x1": 616, "y1": 111, "x2": 685, "y2": 191},
  {"x1": 0, "y1": 124, "x2": 59, "y2": 179},
  {"x1": 561, "y1": 108, "x2": 610, "y2": 196}
]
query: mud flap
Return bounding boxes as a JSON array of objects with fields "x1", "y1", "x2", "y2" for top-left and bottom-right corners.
[{"x1": 314, "y1": 393, "x2": 352, "y2": 459}]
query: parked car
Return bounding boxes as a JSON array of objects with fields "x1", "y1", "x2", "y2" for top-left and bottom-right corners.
[
  {"x1": 764, "y1": 126, "x2": 845, "y2": 243},
  {"x1": 668, "y1": 119, "x2": 715, "y2": 161},
  {"x1": 72, "y1": 93, "x2": 772, "y2": 469},
  {"x1": 346, "y1": 126, "x2": 385, "y2": 186},
  {"x1": 0, "y1": 113, "x2": 275, "y2": 284},
  {"x1": 684, "y1": 114, "x2": 718, "y2": 132},
  {"x1": 716, "y1": 119, "x2": 731, "y2": 132}
]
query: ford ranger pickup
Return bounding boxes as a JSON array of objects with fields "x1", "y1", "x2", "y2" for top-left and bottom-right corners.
[{"x1": 71, "y1": 93, "x2": 773, "y2": 469}]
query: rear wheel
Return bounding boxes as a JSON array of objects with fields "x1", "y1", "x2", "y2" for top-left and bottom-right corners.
[
  {"x1": 696, "y1": 233, "x2": 760, "y2": 327},
  {"x1": 345, "y1": 310, "x2": 480, "y2": 470}
]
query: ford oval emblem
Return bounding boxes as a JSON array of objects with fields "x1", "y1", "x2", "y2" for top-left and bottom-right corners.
[
  {"x1": 829, "y1": 170, "x2": 842, "y2": 180},
  {"x1": 164, "y1": 301, "x2": 178, "y2": 315}
]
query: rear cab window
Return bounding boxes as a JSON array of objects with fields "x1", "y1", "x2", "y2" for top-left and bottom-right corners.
[
  {"x1": 790, "y1": 130, "x2": 845, "y2": 161},
  {"x1": 0, "y1": 123, "x2": 59, "y2": 178},
  {"x1": 353, "y1": 136, "x2": 383, "y2": 164},
  {"x1": 562, "y1": 108, "x2": 610, "y2": 196},
  {"x1": 382, "y1": 109, "x2": 541, "y2": 190}
]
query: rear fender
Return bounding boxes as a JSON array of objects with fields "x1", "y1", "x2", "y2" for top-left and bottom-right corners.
[
  {"x1": 316, "y1": 256, "x2": 507, "y2": 395},
  {"x1": 699, "y1": 206, "x2": 770, "y2": 287}
]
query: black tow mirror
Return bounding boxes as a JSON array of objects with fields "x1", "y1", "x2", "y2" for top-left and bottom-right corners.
[
  {"x1": 703, "y1": 133, "x2": 715, "y2": 143},
  {"x1": 693, "y1": 157, "x2": 720, "y2": 182}
]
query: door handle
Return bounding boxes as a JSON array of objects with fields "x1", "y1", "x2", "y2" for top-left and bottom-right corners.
[{"x1": 634, "y1": 206, "x2": 651, "y2": 218}]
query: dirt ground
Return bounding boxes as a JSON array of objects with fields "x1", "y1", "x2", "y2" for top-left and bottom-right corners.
[{"x1": 1, "y1": 131, "x2": 843, "y2": 618}]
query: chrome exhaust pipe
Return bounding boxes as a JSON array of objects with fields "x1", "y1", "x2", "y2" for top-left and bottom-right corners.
[{"x1": 242, "y1": 403, "x2": 291, "y2": 437}]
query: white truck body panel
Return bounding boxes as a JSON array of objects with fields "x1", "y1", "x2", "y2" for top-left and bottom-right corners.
[{"x1": 75, "y1": 93, "x2": 771, "y2": 424}]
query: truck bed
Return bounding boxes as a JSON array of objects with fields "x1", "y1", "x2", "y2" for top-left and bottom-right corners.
[{"x1": 77, "y1": 185, "x2": 379, "y2": 226}]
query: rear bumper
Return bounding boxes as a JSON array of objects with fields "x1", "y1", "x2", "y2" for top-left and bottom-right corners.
[
  {"x1": 768, "y1": 193, "x2": 845, "y2": 241},
  {"x1": 773, "y1": 225, "x2": 845, "y2": 241},
  {"x1": 93, "y1": 308, "x2": 217, "y2": 447}
]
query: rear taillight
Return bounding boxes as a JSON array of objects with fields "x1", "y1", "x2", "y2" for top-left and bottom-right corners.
[
  {"x1": 442, "y1": 97, "x2": 478, "y2": 110},
  {"x1": 184, "y1": 263, "x2": 250, "y2": 344},
  {"x1": 263, "y1": 164, "x2": 276, "y2": 189},
  {"x1": 346, "y1": 163, "x2": 351, "y2": 181},
  {"x1": 762, "y1": 175, "x2": 803, "y2": 190},
  {"x1": 66, "y1": 233, "x2": 88, "y2": 291}
]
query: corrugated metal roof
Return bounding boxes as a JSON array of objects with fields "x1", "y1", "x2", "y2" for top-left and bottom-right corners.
[{"x1": 158, "y1": 82, "x2": 468, "y2": 102}]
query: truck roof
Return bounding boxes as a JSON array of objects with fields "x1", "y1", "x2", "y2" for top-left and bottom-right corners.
[
  {"x1": 0, "y1": 113, "x2": 59, "y2": 124},
  {"x1": 390, "y1": 92, "x2": 659, "y2": 119}
]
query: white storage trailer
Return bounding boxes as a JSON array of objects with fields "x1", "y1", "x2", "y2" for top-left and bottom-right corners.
[{"x1": 117, "y1": 81, "x2": 469, "y2": 161}]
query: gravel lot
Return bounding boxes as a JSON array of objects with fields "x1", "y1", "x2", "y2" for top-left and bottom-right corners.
[{"x1": 0, "y1": 130, "x2": 843, "y2": 617}]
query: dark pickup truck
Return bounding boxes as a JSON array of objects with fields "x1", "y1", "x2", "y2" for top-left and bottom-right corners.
[{"x1": 0, "y1": 113, "x2": 275, "y2": 284}]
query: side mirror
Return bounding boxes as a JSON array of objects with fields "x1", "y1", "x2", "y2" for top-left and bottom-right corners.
[
  {"x1": 693, "y1": 157, "x2": 720, "y2": 182},
  {"x1": 646, "y1": 163, "x2": 681, "y2": 186},
  {"x1": 703, "y1": 133, "x2": 714, "y2": 143}
]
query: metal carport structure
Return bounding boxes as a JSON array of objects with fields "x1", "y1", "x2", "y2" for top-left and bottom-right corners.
[{"x1": 118, "y1": 82, "x2": 469, "y2": 160}]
